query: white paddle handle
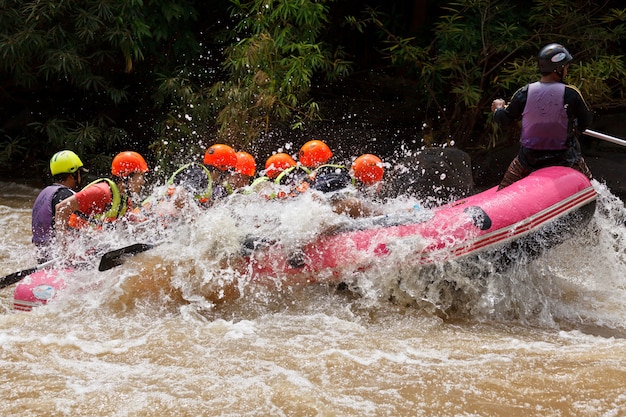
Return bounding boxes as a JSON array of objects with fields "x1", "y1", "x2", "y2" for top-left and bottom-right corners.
[{"x1": 584, "y1": 129, "x2": 626, "y2": 147}]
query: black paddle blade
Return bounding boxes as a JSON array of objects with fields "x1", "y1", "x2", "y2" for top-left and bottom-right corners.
[
  {"x1": 98, "y1": 243, "x2": 154, "y2": 272},
  {"x1": 0, "y1": 267, "x2": 38, "y2": 289}
]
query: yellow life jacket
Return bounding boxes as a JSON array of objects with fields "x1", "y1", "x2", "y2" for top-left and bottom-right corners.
[{"x1": 68, "y1": 178, "x2": 127, "y2": 229}]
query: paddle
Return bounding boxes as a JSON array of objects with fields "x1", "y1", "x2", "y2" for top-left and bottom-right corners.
[
  {"x1": 0, "y1": 258, "x2": 57, "y2": 290},
  {"x1": 1, "y1": 243, "x2": 157, "y2": 285},
  {"x1": 584, "y1": 129, "x2": 626, "y2": 147},
  {"x1": 98, "y1": 243, "x2": 156, "y2": 272}
]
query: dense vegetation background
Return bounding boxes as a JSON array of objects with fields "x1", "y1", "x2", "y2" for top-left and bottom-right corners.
[{"x1": 1, "y1": 0, "x2": 625, "y2": 182}]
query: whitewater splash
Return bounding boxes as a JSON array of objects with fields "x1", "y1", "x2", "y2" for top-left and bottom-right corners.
[
  {"x1": 3, "y1": 175, "x2": 625, "y2": 334},
  {"x1": 352, "y1": 179, "x2": 626, "y2": 330},
  {"x1": 9, "y1": 177, "x2": 613, "y2": 324}
]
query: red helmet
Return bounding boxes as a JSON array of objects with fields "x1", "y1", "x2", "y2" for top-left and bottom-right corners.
[
  {"x1": 111, "y1": 151, "x2": 149, "y2": 178},
  {"x1": 265, "y1": 153, "x2": 296, "y2": 179},
  {"x1": 298, "y1": 140, "x2": 332, "y2": 168},
  {"x1": 235, "y1": 151, "x2": 256, "y2": 177},
  {"x1": 204, "y1": 144, "x2": 237, "y2": 171},
  {"x1": 351, "y1": 154, "x2": 384, "y2": 185}
]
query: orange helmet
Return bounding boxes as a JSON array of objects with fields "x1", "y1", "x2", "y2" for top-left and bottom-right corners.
[
  {"x1": 235, "y1": 151, "x2": 256, "y2": 177},
  {"x1": 265, "y1": 153, "x2": 296, "y2": 179},
  {"x1": 203, "y1": 144, "x2": 237, "y2": 171},
  {"x1": 111, "y1": 151, "x2": 149, "y2": 178},
  {"x1": 351, "y1": 154, "x2": 384, "y2": 185},
  {"x1": 298, "y1": 140, "x2": 332, "y2": 168}
]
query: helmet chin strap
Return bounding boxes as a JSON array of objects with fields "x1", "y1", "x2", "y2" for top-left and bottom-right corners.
[{"x1": 555, "y1": 65, "x2": 567, "y2": 81}]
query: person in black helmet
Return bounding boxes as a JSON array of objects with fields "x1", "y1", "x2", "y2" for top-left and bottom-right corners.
[{"x1": 491, "y1": 43, "x2": 593, "y2": 190}]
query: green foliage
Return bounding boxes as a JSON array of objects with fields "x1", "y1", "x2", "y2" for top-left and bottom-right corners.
[
  {"x1": 0, "y1": 0, "x2": 350, "y2": 176},
  {"x1": 210, "y1": 0, "x2": 352, "y2": 148},
  {"x1": 0, "y1": 0, "x2": 200, "y2": 175},
  {"x1": 29, "y1": 117, "x2": 128, "y2": 155},
  {"x1": 2, "y1": 0, "x2": 625, "y2": 179},
  {"x1": 0, "y1": 135, "x2": 27, "y2": 166},
  {"x1": 350, "y1": 0, "x2": 626, "y2": 149}
]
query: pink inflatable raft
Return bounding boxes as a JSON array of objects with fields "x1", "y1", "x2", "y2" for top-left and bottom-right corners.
[
  {"x1": 13, "y1": 268, "x2": 68, "y2": 312},
  {"x1": 14, "y1": 166, "x2": 597, "y2": 310},
  {"x1": 245, "y1": 166, "x2": 597, "y2": 284}
]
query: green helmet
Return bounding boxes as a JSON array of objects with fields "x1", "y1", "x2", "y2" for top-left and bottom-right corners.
[{"x1": 50, "y1": 150, "x2": 85, "y2": 176}]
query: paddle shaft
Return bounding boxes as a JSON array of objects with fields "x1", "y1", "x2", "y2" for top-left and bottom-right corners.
[
  {"x1": 1, "y1": 242, "x2": 156, "y2": 288},
  {"x1": 0, "y1": 258, "x2": 57, "y2": 289},
  {"x1": 584, "y1": 129, "x2": 626, "y2": 147}
]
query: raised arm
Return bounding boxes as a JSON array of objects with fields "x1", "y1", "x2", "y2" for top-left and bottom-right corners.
[{"x1": 492, "y1": 85, "x2": 529, "y2": 126}]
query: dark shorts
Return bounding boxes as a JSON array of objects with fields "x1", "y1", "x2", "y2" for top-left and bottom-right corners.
[
  {"x1": 498, "y1": 147, "x2": 592, "y2": 190},
  {"x1": 518, "y1": 147, "x2": 578, "y2": 169}
]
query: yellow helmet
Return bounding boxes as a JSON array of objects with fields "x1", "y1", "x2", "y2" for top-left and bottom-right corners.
[{"x1": 50, "y1": 150, "x2": 85, "y2": 176}]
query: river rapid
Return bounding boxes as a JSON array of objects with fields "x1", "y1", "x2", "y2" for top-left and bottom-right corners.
[{"x1": 1, "y1": 179, "x2": 626, "y2": 417}]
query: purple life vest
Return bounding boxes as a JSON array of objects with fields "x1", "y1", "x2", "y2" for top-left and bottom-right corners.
[
  {"x1": 521, "y1": 81, "x2": 568, "y2": 150},
  {"x1": 31, "y1": 185, "x2": 69, "y2": 245}
]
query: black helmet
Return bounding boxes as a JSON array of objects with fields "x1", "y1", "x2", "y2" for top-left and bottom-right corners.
[
  {"x1": 538, "y1": 43, "x2": 573, "y2": 74},
  {"x1": 312, "y1": 166, "x2": 351, "y2": 193}
]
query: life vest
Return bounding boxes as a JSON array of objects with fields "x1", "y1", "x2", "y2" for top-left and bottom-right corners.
[
  {"x1": 32, "y1": 184, "x2": 72, "y2": 245},
  {"x1": 238, "y1": 176, "x2": 279, "y2": 199},
  {"x1": 274, "y1": 165, "x2": 311, "y2": 185},
  {"x1": 521, "y1": 81, "x2": 568, "y2": 150},
  {"x1": 68, "y1": 178, "x2": 127, "y2": 229},
  {"x1": 272, "y1": 165, "x2": 312, "y2": 198},
  {"x1": 211, "y1": 182, "x2": 233, "y2": 200},
  {"x1": 223, "y1": 182, "x2": 234, "y2": 195},
  {"x1": 166, "y1": 163, "x2": 213, "y2": 204},
  {"x1": 248, "y1": 176, "x2": 270, "y2": 191}
]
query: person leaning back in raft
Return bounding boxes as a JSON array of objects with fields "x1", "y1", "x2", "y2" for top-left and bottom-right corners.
[
  {"x1": 54, "y1": 151, "x2": 150, "y2": 251},
  {"x1": 298, "y1": 140, "x2": 385, "y2": 217},
  {"x1": 314, "y1": 153, "x2": 386, "y2": 218}
]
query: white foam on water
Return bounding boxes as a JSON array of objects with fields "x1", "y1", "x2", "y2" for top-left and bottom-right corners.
[
  {"x1": 2, "y1": 179, "x2": 626, "y2": 415},
  {"x1": 4, "y1": 175, "x2": 625, "y2": 331}
]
